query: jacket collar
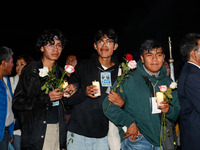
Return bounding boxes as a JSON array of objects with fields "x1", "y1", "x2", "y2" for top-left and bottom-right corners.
[
  {"x1": 91, "y1": 53, "x2": 119, "y2": 72},
  {"x1": 136, "y1": 59, "x2": 167, "y2": 81}
]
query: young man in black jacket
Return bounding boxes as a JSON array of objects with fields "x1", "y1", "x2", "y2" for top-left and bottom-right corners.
[
  {"x1": 67, "y1": 29, "x2": 120, "y2": 150},
  {"x1": 12, "y1": 29, "x2": 76, "y2": 150}
]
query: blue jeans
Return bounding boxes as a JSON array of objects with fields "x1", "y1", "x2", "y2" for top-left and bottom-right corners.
[
  {"x1": 121, "y1": 135, "x2": 162, "y2": 150},
  {"x1": 67, "y1": 131, "x2": 109, "y2": 150},
  {"x1": 0, "y1": 130, "x2": 9, "y2": 150},
  {"x1": 12, "y1": 135, "x2": 21, "y2": 150}
]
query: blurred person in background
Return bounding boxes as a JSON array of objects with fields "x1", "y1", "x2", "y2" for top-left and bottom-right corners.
[
  {"x1": 10, "y1": 54, "x2": 33, "y2": 93},
  {"x1": 9, "y1": 54, "x2": 33, "y2": 150},
  {"x1": 65, "y1": 54, "x2": 78, "y2": 124}
]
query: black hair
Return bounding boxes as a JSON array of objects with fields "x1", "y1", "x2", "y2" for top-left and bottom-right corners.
[
  {"x1": 179, "y1": 33, "x2": 200, "y2": 61},
  {"x1": 139, "y1": 39, "x2": 163, "y2": 55},
  {"x1": 0, "y1": 46, "x2": 13, "y2": 65},
  {"x1": 16, "y1": 54, "x2": 34, "y2": 64},
  {"x1": 36, "y1": 29, "x2": 67, "y2": 49},
  {"x1": 94, "y1": 28, "x2": 118, "y2": 43}
]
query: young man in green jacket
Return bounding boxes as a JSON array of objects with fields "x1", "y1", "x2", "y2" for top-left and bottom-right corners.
[{"x1": 103, "y1": 39, "x2": 180, "y2": 150}]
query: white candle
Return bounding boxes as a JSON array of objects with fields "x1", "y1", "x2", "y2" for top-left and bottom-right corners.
[
  {"x1": 156, "y1": 92, "x2": 164, "y2": 106},
  {"x1": 92, "y1": 80, "x2": 101, "y2": 97}
]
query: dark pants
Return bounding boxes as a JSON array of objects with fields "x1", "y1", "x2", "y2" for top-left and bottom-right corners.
[{"x1": 0, "y1": 130, "x2": 9, "y2": 150}]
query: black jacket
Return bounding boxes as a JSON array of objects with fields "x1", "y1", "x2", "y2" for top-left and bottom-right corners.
[
  {"x1": 67, "y1": 53, "x2": 119, "y2": 138},
  {"x1": 178, "y1": 62, "x2": 200, "y2": 150},
  {"x1": 12, "y1": 60, "x2": 67, "y2": 150}
]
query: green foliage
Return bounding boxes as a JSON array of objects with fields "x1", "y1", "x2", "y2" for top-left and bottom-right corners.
[{"x1": 41, "y1": 65, "x2": 66, "y2": 93}]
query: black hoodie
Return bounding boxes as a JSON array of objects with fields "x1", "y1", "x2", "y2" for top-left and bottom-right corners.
[{"x1": 67, "y1": 53, "x2": 119, "y2": 138}]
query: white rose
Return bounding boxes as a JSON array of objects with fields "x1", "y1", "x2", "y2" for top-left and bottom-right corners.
[
  {"x1": 39, "y1": 66, "x2": 49, "y2": 77},
  {"x1": 127, "y1": 60, "x2": 137, "y2": 69},
  {"x1": 169, "y1": 82, "x2": 177, "y2": 89}
]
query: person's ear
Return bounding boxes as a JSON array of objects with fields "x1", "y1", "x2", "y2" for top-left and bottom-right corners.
[
  {"x1": 0, "y1": 60, "x2": 8, "y2": 70},
  {"x1": 140, "y1": 55, "x2": 144, "y2": 63},
  {"x1": 40, "y1": 47, "x2": 44, "y2": 52},
  {"x1": 113, "y1": 43, "x2": 118, "y2": 51},
  {"x1": 163, "y1": 54, "x2": 165, "y2": 62},
  {"x1": 94, "y1": 43, "x2": 97, "y2": 50},
  {"x1": 190, "y1": 50, "x2": 196, "y2": 60}
]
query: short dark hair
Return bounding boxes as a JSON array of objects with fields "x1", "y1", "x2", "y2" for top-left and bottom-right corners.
[
  {"x1": 0, "y1": 46, "x2": 13, "y2": 65},
  {"x1": 36, "y1": 29, "x2": 67, "y2": 49},
  {"x1": 180, "y1": 33, "x2": 200, "y2": 61},
  {"x1": 94, "y1": 28, "x2": 118, "y2": 43},
  {"x1": 139, "y1": 39, "x2": 163, "y2": 55}
]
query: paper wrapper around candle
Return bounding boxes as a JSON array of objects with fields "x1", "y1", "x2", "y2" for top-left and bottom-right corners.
[
  {"x1": 62, "y1": 81, "x2": 69, "y2": 97},
  {"x1": 92, "y1": 80, "x2": 101, "y2": 97},
  {"x1": 156, "y1": 92, "x2": 165, "y2": 106}
]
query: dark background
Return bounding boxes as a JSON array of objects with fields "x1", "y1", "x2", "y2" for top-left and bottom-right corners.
[{"x1": 0, "y1": 0, "x2": 199, "y2": 79}]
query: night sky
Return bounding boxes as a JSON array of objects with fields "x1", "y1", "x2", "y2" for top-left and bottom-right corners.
[{"x1": 0, "y1": 0, "x2": 199, "y2": 78}]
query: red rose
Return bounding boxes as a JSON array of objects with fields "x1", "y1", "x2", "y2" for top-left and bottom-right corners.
[{"x1": 125, "y1": 54, "x2": 133, "y2": 61}]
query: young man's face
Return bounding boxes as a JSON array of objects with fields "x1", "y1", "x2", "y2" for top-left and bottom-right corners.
[
  {"x1": 94, "y1": 35, "x2": 118, "y2": 59},
  {"x1": 141, "y1": 47, "x2": 165, "y2": 75},
  {"x1": 40, "y1": 40, "x2": 62, "y2": 61}
]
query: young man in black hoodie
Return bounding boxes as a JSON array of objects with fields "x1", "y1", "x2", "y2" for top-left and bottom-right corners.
[{"x1": 67, "y1": 29, "x2": 120, "y2": 150}]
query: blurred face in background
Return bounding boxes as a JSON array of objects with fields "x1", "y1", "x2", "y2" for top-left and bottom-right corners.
[
  {"x1": 16, "y1": 58, "x2": 27, "y2": 75},
  {"x1": 66, "y1": 55, "x2": 77, "y2": 68}
]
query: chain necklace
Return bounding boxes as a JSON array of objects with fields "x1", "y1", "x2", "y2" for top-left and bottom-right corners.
[{"x1": 150, "y1": 79, "x2": 159, "y2": 96}]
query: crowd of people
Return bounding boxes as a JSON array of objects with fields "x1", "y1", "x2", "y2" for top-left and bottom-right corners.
[{"x1": 0, "y1": 28, "x2": 200, "y2": 150}]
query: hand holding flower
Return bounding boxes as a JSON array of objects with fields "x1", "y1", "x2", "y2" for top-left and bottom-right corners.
[
  {"x1": 157, "y1": 101, "x2": 170, "y2": 114},
  {"x1": 157, "y1": 82, "x2": 177, "y2": 147},
  {"x1": 64, "y1": 84, "x2": 77, "y2": 98},
  {"x1": 49, "y1": 88, "x2": 64, "y2": 101},
  {"x1": 108, "y1": 91, "x2": 125, "y2": 108},
  {"x1": 106, "y1": 54, "x2": 137, "y2": 112}
]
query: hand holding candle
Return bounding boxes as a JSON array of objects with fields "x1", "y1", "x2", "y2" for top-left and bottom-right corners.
[
  {"x1": 156, "y1": 92, "x2": 165, "y2": 107},
  {"x1": 92, "y1": 80, "x2": 101, "y2": 97}
]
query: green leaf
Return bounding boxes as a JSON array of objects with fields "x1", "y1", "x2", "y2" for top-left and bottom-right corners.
[
  {"x1": 121, "y1": 62, "x2": 126, "y2": 70},
  {"x1": 41, "y1": 83, "x2": 47, "y2": 91},
  {"x1": 58, "y1": 85, "x2": 62, "y2": 89},
  {"x1": 117, "y1": 76, "x2": 122, "y2": 82},
  {"x1": 167, "y1": 94, "x2": 173, "y2": 99},
  {"x1": 165, "y1": 88, "x2": 171, "y2": 95},
  {"x1": 45, "y1": 88, "x2": 49, "y2": 94}
]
